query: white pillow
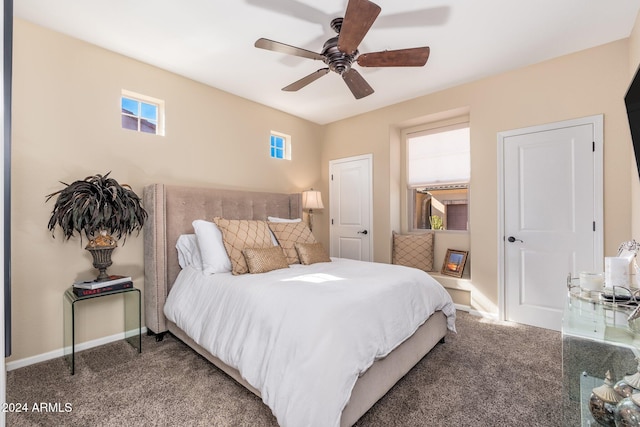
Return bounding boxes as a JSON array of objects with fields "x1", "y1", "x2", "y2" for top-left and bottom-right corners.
[
  {"x1": 267, "y1": 216, "x2": 302, "y2": 223},
  {"x1": 176, "y1": 234, "x2": 203, "y2": 270},
  {"x1": 192, "y1": 220, "x2": 232, "y2": 274},
  {"x1": 267, "y1": 217, "x2": 302, "y2": 245}
]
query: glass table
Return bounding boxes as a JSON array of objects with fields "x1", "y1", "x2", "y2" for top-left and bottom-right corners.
[
  {"x1": 562, "y1": 278, "x2": 640, "y2": 426},
  {"x1": 63, "y1": 286, "x2": 141, "y2": 375}
]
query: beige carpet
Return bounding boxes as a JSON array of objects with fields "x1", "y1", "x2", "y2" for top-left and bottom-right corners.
[{"x1": 6, "y1": 311, "x2": 562, "y2": 426}]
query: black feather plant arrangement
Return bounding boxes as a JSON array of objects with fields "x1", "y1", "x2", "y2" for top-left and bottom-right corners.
[{"x1": 46, "y1": 172, "x2": 147, "y2": 280}]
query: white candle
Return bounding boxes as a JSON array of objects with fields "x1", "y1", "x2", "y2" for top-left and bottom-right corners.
[
  {"x1": 580, "y1": 272, "x2": 604, "y2": 291},
  {"x1": 605, "y1": 257, "x2": 629, "y2": 287}
]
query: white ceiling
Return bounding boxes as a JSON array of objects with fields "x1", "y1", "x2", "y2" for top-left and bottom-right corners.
[{"x1": 14, "y1": 0, "x2": 640, "y2": 124}]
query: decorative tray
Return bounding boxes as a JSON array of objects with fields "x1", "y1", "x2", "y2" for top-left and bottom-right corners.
[{"x1": 567, "y1": 276, "x2": 640, "y2": 309}]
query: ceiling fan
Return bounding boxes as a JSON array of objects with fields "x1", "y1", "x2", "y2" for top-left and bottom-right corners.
[{"x1": 254, "y1": 0, "x2": 431, "y2": 99}]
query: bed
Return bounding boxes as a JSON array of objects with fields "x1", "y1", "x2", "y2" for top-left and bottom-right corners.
[{"x1": 143, "y1": 183, "x2": 456, "y2": 427}]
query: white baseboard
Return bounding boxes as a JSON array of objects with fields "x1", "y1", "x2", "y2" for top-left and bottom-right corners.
[
  {"x1": 453, "y1": 303, "x2": 470, "y2": 312},
  {"x1": 6, "y1": 327, "x2": 147, "y2": 372},
  {"x1": 452, "y1": 304, "x2": 500, "y2": 321},
  {"x1": 468, "y1": 308, "x2": 499, "y2": 321}
]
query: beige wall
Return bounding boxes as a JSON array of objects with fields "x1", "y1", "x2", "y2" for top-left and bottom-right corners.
[
  {"x1": 9, "y1": 19, "x2": 323, "y2": 361},
  {"x1": 322, "y1": 38, "x2": 632, "y2": 316}
]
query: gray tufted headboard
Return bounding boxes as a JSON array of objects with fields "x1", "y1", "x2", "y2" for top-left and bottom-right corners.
[{"x1": 142, "y1": 184, "x2": 302, "y2": 334}]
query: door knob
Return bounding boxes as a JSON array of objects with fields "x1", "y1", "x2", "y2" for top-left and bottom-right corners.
[
  {"x1": 358, "y1": 230, "x2": 368, "y2": 235},
  {"x1": 507, "y1": 236, "x2": 523, "y2": 243}
]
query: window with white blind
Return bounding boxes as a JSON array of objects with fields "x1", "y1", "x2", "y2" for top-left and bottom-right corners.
[{"x1": 406, "y1": 122, "x2": 470, "y2": 231}]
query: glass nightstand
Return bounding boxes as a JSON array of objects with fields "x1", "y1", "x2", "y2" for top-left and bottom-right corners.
[
  {"x1": 63, "y1": 286, "x2": 141, "y2": 375},
  {"x1": 562, "y1": 279, "x2": 640, "y2": 426}
]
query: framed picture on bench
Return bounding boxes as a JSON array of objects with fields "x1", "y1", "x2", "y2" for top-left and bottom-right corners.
[{"x1": 441, "y1": 249, "x2": 468, "y2": 278}]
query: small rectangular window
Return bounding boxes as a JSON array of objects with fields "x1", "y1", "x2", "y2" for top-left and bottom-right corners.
[
  {"x1": 270, "y1": 131, "x2": 291, "y2": 160},
  {"x1": 413, "y1": 186, "x2": 469, "y2": 230},
  {"x1": 121, "y1": 90, "x2": 165, "y2": 136}
]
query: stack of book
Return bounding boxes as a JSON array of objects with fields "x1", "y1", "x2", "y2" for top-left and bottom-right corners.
[{"x1": 72, "y1": 275, "x2": 133, "y2": 297}]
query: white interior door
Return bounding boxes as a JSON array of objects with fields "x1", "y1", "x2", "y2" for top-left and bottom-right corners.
[
  {"x1": 500, "y1": 115, "x2": 603, "y2": 331},
  {"x1": 329, "y1": 155, "x2": 372, "y2": 261}
]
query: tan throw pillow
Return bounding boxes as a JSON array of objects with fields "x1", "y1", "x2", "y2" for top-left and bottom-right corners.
[
  {"x1": 213, "y1": 218, "x2": 273, "y2": 275},
  {"x1": 392, "y1": 231, "x2": 434, "y2": 271},
  {"x1": 243, "y1": 246, "x2": 289, "y2": 274},
  {"x1": 268, "y1": 222, "x2": 316, "y2": 264},
  {"x1": 295, "y1": 242, "x2": 331, "y2": 265}
]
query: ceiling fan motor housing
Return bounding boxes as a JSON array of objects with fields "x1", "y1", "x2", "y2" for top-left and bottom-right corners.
[{"x1": 322, "y1": 36, "x2": 357, "y2": 75}]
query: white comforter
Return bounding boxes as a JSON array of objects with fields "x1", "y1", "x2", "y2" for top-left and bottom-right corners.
[{"x1": 164, "y1": 258, "x2": 456, "y2": 427}]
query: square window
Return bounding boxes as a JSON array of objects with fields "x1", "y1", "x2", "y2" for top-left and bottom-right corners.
[
  {"x1": 121, "y1": 90, "x2": 164, "y2": 136},
  {"x1": 270, "y1": 132, "x2": 291, "y2": 160}
]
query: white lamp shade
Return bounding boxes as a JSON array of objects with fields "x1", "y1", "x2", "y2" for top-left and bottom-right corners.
[{"x1": 302, "y1": 190, "x2": 324, "y2": 210}]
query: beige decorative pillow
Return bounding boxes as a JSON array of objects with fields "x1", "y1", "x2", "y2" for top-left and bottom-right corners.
[
  {"x1": 242, "y1": 246, "x2": 289, "y2": 274},
  {"x1": 268, "y1": 221, "x2": 316, "y2": 264},
  {"x1": 392, "y1": 231, "x2": 434, "y2": 272},
  {"x1": 295, "y1": 242, "x2": 331, "y2": 265},
  {"x1": 213, "y1": 218, "x2": 273, "y2": 275}
]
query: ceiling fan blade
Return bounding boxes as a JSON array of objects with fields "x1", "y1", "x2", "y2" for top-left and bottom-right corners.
[
  {"x1": 342, "y1": 69, "x2": 374, "y2": 99},
  {"x1": 337, "y1": 0, "x2": 381, "y2": 55},
  {"x1": 282, "y1": 68, "x2": 330, "y2": 92},
  {"x1": 255, "y1": 38, "x2": 324, "y2": 61},
  {"x1": 357, "y1": 47, "x2": 430, "y2": 67}
]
